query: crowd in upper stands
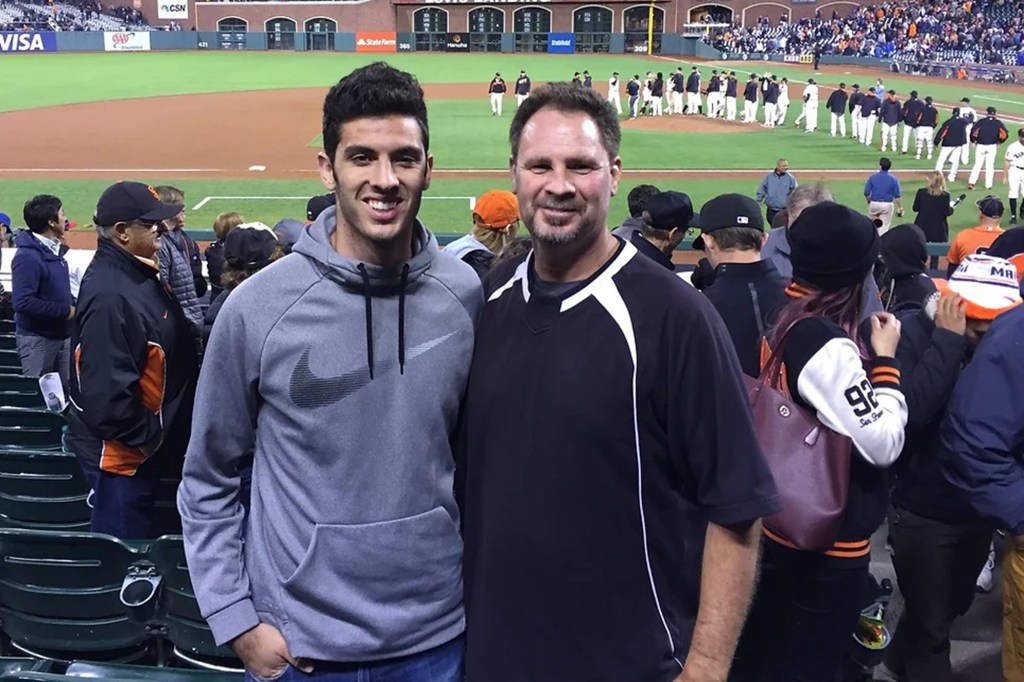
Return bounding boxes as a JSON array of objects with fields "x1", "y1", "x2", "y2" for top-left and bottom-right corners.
[
  {"x1": 0, "y1": 0, "x2": 150, "y2": 32},
  {"x1": 704, "y1": 0, "x2": 1024, "y2": 67}
]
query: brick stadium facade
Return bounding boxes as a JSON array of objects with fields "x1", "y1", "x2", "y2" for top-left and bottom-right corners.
[{"x1": 113, "y1": 0, "x2": 861, "y2": 49}]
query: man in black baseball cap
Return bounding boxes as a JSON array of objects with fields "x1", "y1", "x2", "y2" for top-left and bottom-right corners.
[
  {"x1": 694, "y1": 193, "x2": 788, "y2": 376},
  {"x1": 626, "y1": 190, "x2": 692, "y2": 270},
  {"x1": 67, "y1": 180, "x2": 199, "y2": 539},
  {"x1": 306, "y1": 193, "x2": 333, "y2": 224}
]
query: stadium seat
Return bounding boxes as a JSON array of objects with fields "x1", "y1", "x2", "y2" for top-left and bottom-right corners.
[
  {"x1": 148, "y1": 536, "x2": 242, "y2": 671},
  {"x1": 0, "y1": 376, "x2": 45, "y2": 409},
  {"x1": 0, "y1": 322, "x2": 15, "y2": 335},
  {"x1": 0, "y1": 335, "x2": 18, "y2": 351},
  {"x1": 67, "y1": 661, "x2": 241, "y2": 682},
  {"x1": 0, "y1": 410, "x2": 66, "y2": 450},
  {"x1": 0, "y1": 529, "x2": 150, "y2": 662},
  {"x1": 0, "y1": 351, "x2": 22, "y2": 373},
  {"x1": 0, "y1": 449, "x2": 90, "y2": 530},
  {"x1": 0, "y1": 660, "x2": 54, "y2": 674}
]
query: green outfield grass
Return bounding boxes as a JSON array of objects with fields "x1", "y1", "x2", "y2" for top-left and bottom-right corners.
[{"x1": 1, "y1": 51, "x2": 1020, "y2": 241}]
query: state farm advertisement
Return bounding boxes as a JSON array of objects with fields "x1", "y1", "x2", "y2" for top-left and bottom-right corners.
[{"x1": 355, "y1": 32, "x2": 396, "y2": 53}]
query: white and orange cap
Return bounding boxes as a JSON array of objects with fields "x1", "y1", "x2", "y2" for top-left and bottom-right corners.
[{"x1": 935, "y1": 254, "x2": 1022, "y2": 320}]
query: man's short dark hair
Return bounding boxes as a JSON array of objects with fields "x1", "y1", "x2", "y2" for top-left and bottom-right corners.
[
  {"x1": 509, "y1": 82, "x2": 620, "y2": 163},
  {"x1": 627, "y1": 185, "x2": 660, "y2": 218},
  {"x1": 710, "y1": 226, "x2": 764, "y2": 251},
  {"x1": 879, "y1": 157, "x2": 892, "y2": 171},
  {"x1": 23, "y1": 194, "x2": 62, "y2": 234},
  {"x1": 322, "y1": 62, "x2": 429, "y2": 161}
]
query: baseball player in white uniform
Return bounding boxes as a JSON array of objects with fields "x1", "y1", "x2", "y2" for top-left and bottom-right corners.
[
  {"x1": 1005, "y1": 128, "x2": 1024, "y2": 223},
  {"x1": 775, "y1": 78, "x2": 790, "y2": 127},
  {"x1": 959, "y1": 97, "x2": 977, "y2": 165},
  {"x1": 793, "y1": 78, "x2": 819, "y2": 132},
  {"x1": 642, "y1": 72, "x2": 653, "y2": 116},
  {"x1": 607, "y1": 71, "x2": 622, "y2": 115}
]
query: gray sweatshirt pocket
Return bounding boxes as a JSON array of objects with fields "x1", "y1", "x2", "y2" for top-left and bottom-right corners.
[{"x1": 280, "y1": 506, "x2": 465, "y2": 660}]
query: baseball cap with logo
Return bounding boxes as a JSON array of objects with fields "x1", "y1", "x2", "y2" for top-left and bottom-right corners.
[
  {"x1": 306, "y1": 194, "x2": 334, "y2": 223},
  {"x1": 225, "y1": 222, "x2": 279, "y2": 270},
  {"x1": 473, "y1": 190, "x2": 520, "y2": 229},
  {"x1": 935, "y1": 254, "x2": 1022, "y2": 320},
  {"x1": 0, "y1": 213, "x2": 10, "y2": 228},
  {"x1": 643, "y1": 191, "x2": 694, "y2": 232},
  {"x1": 691, "y1": 193, "x2": 763, "y2": 249},
  {"x1": 94, "y1": 181, "x2": 183, "y2": 226},
  {"x1": 977, "y1": 195, "x2": 1004, "y2": 218}
]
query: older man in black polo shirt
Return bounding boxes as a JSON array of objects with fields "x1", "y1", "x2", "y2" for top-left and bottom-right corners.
[{"x1": 695, "y1": 193, "x2": 788, "y2": 377}]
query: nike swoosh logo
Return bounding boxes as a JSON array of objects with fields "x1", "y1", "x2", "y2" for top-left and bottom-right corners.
[{"x1": 288, "y1": 331, "x2": 459, "y2": 409}]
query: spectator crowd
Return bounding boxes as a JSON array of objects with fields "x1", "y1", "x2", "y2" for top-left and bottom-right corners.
[{"x1": 704, "y1": 0, "x2": 1024, "y2": 67}]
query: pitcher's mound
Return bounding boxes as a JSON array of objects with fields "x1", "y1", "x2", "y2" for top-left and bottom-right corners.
[{"x1": 624, "y1": 114, "x2": 770, "y2": 133}]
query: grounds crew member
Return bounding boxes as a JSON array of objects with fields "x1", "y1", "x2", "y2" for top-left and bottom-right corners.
[
  {"x1": 826, "y1": 82, "x2": 848, "y2": 138},
  {"x1": 900, "y1": 90, "x2": 924, "y2": 155},
  {"x1": 1006, "y1": 127, "x2": 1024, "y2": 223},
  {"x1": 755, "y1": 158, "x2": 797, "y2": 224},
  {"x1": 880, "y1": 90, "x2": 901, "y2": 153},
  {"x1": 514, "y1": 69, "x2": 530, "y2": 107},
  {"x1": 693, "y1": 193, "x2": 787, "y2": 377},
  {"x1": 968, "y1": 106, "x2": 1009, "y2": 190},
  {"x1": 916, "y1": 95, "x2": 939, "y2": 160}
]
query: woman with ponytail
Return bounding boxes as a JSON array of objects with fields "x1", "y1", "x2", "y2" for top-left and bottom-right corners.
[{"x1": 732, "y1": 202, "x2": 909, "y2": 681}]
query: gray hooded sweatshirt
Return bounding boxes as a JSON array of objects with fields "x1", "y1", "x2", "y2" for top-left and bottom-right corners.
[{"x1": 178, "y1": 207, "x2": 482, "y2": 662}]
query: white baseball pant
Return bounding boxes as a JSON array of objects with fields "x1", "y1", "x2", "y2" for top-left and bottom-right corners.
[
  {"x1": 803, "y1": 102, "x2": 818, "y2": 131},
  {"x1": 830, "y1": 112, "x2": 846, "y2": 137},
  {"x1": 707, "y1": 93, "x2": 722, "y2": 118},
  {"x1": 916, "y1": 127, "x2": 935, "y2": 159},
  {"x1": 743, "y1": 100, "x2": 757, "y2": 122},
  {"x1": 607, "y1": 91, "x2": 621, "y2": 115},
  {"x1": 936, "y1": 145, "x2": 962, "y2": 180},
  {"x1": 764, "y1": 103, "x2": 777, "y2": 126},
  {"x1": 969, "y1": 144, "x2": 997, "y2": 188},
  {"x1": 686, "y1": 92, "x2": 701, "y2": 114},
  {"x1": 776, "y1": 101, "x2": 789, "y2": 126},
  {"x1": 671, "y1": 91, "x2": 683, "y2": 114},
  {"x1": 860, "y1": 114, "x2": 877, "y2": 145},
  {"x1": 901, "y1": 124, "x2": 915, "y2": 153},
  {"x1": 880, "y1": 123, "x2": 898, "y2": 151},
  {"x1": 851, "y1": 107, "x2": 862, "y2": 139},
  {"x1": 961, "y1": 126, "x2": 972, "y2": 164},
  {"x1": 726, "y1": 96, "x2": 737, "y2": 121},
  {"x1": 1009, "y1": 167, "x2": 1024, "y2": 199},
  {"x1": 652, "y1": 96, "x2": 663, "y2": 116},
  {"x1": 490, "y1": 93, "x2": 503, "y2": 115},
  {"x1": 516, "y1": 93, "x2": 529, "y2": 107}
]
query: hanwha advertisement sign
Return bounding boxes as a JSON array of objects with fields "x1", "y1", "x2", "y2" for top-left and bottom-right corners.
[
  {"x1": 355, "y1": 32, "x2": 397, "y2": 53},
  {"x1": 103, "y1": 31, "x2": 151, "y2": 51},
  {"x1": 445, "y1": 32, "x2": 469, "y2": 52}
]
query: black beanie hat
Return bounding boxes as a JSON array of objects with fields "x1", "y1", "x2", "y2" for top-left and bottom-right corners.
[{"x1": 789, "y1": 202, "x2": 880, "y2": 292}]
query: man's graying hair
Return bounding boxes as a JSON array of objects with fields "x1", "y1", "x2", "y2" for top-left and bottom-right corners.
[
  {"x1": 509, "y1": 82, "x2": 621, "y2": 163},
  {"x1": 786, "y1": 183, "x2": 834, "y2": 226}
]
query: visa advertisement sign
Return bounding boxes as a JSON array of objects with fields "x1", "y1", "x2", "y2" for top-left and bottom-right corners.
[
  {"x1": 0, "y1": 32, "x2": 58, "y2": 53},
  {"x1": 547, "y1": 32, "x2": 574, "y2": 54}
]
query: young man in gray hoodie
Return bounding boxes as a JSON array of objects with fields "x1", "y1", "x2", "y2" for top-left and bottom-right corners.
[{"x1": 178, "y1": 62, "x2": 482, "y2": 681}]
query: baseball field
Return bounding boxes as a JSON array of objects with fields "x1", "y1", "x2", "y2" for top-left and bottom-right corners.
[{"x1": 2, "y1": 50, "x2": 1024, "y2": 242}]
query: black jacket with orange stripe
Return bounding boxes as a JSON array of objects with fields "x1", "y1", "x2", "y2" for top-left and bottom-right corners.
[
  {"x1": 66, "y1": 237, "x2": 199, "y2": 477},
  {"x1": 763, "y1": 285, "x2": 908, "y2": 563}
]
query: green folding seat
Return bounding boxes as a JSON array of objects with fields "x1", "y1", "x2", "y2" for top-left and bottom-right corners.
[
  {"x1": 0, "y1": 449, "x2": 90, "y2": 530},
  {"x1": 0, "y1": 410, "x2": 65, "y2": 450},
  {"x1": 148, "y1": 536, "x2": 242, "y2": 671},
  {"x1": 0, "y1": 529, "x2": 151, "y2": 662},
  {"x1": 67, "y1": 661, "x2": 241, "y2": 682}
]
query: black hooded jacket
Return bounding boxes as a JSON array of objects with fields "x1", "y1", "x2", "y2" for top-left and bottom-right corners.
[{"x1": 876, "y1": 224, "x2": 937, "y2": 313}]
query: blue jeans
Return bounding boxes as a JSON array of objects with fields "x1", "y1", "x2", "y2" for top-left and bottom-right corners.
[{"x1": 247, "y1": 637, "x2": 464, "y2": 682}]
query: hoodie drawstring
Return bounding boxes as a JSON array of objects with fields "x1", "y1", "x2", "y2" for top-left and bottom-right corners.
[
  {"x1": 356, "y1": 262, "x2": 411, "y2": 379},
  {"x1": 398, "y1": 264, "x2": 409, "y2": 375},
  {"x1": 357, "y1": 263, "x2": 374, "y2": 379}
]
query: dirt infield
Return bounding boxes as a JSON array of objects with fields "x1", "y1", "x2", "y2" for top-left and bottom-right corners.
[{"x1": 0, "y1": 80, "x2": 924, "y2": 182}]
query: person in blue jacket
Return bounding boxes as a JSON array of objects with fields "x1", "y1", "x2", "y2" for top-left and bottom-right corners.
[
  {"x1": 12, "y1": 194, "x2": 74, "y2": 384},
  {"x1": 941, "y1": 281, "x2": 1024, "y2": 679}
]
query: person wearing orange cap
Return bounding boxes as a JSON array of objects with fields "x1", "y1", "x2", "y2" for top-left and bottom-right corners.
[{"x1": 444, "y1": 189, "x2": 520, "y2": 279}]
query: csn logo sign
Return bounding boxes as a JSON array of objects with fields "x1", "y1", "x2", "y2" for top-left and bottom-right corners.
[
  {"x1": 158, "y1": 2, "x2": 188, "y2": 19},
  {"x1": 0, "y1": 32, "x2": 57, "y2": 53}
]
